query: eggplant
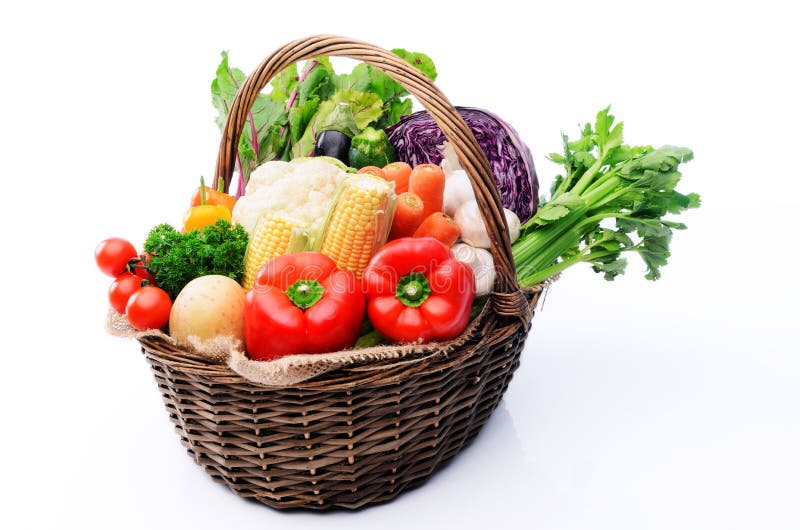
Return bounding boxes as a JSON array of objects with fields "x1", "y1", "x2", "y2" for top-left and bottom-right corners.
[{"x1": 314, "y1": 130, "x2": 351, "y2": 165}]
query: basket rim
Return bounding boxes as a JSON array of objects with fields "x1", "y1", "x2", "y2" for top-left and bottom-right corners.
[{"x1": 139, "y1": 282, "x2": 554, "y2": 391}]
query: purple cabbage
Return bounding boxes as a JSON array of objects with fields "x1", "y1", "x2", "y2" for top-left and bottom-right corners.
[{"x1": 385, "y1": 106, "x2": 539, "y2": 222}]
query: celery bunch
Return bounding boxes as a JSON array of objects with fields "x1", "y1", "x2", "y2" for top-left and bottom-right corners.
[{"x1": 513, "y1": 107, "x2": 700, "y2": 286}]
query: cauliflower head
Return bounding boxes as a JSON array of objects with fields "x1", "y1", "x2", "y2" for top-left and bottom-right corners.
[{"x1": 232, "y1": 158, "x2": 349, "y2": 235}]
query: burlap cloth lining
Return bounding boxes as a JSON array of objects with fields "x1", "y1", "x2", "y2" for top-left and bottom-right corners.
[
  {"x1": 107, "y1": 275, "x2": 557, "y2": 387},
  {"x1": 106, "y1": 299, "x2": 491, "y2": 386}
]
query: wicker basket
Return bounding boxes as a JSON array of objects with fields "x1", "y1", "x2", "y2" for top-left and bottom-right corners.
[{"x1": 138, "y1": 35, "x2": 543, "y2": 510}]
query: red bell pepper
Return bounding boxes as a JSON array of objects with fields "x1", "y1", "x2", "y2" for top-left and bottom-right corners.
[
  {"x1": 362, "y1": 237, "x2": 475, "y2": 343},
  {"x1": 244, "y1": 252, "x2": 365, "y2": 360}
]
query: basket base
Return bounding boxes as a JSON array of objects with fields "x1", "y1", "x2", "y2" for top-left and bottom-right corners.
[
  {"x1": 142, "y1": 290, "x2": 539, "y2": 510},
  {"x1": 176, "y1": 372, "x2": 514, "y2": 510}
]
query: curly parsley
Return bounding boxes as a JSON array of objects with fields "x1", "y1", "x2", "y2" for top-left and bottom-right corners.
[{"x1": 143, "y1": 220, "x2": 248, "y2": 299}]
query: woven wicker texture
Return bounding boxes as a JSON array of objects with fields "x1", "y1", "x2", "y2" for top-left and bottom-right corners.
[{"x1": 139, "y1": 35, "x2": 542, "y2": 510}]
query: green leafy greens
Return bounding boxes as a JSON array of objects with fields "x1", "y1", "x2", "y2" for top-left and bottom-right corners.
[
  {"x1": 512, "y1": 107, "x2": 700, "y2": 286},
  {"x1": 211, "y1": 50, "x2": 437, "y2": 195},
  {"x1": 143, "y1": 220, "x2": 249, "y2": 299}
]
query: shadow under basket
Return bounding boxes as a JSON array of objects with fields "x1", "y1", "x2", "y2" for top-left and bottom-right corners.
[{"x1": 137, "y1": 34, "x2": 545, "y2": 510}]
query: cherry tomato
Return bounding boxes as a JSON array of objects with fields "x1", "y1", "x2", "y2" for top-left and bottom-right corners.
[
  {"x1": 109, "y1": 272, "x2": 143, "y2": 314},
  {"x1": 96, "y1": 238, "x2": 138, "y2": 277},
  {"x1": 126, "y1": 286, "x2": 172, "y2": 331}
]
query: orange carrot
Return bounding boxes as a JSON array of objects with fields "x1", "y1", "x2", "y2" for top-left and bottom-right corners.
[
  {"x1": 413, "y1": 212, "x2": 460, "y2": 247},
  {"x1": 408, "y1": 164, "x2": 445, "y2": 220},
  {"x1": 389, "y1": 192, "x2": 425, "y2": 240},
  {"x1": 382, "y1": 161, "x2": 412, "y2": 194},
  {"x1": 357, "y1": 166, "x2": 386, "y2": 179}
]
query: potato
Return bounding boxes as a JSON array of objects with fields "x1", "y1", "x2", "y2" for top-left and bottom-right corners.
[{"x1": 169, "y1": 275, "x2": 245, "y2": 353}]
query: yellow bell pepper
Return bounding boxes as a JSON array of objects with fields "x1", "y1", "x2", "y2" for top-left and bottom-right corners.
[
  {"x1": 181, "y1": 176, "x2": 233, "y2": 233},
  {"x1": 182, "y1": 204, "x2": 232, "y2": 233}
]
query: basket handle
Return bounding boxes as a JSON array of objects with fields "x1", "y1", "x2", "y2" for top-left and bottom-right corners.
[{"x1": 214, "y1": 35, "x2": 528, "y2": 314}]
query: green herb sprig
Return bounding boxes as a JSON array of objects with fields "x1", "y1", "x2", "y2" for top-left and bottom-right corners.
[
  {"x1": 512, "y1": 107, "x2": 700, "y2": 286},
  {"x1": 143, "y1": 220, "x2": 248, "y2": 299}
]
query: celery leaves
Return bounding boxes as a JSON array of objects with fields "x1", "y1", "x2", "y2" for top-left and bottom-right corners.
[{"x1": 512, "y1": 107, "x2": 700, "y2": 286}]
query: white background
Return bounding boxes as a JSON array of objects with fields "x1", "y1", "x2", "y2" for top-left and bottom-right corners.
[{"x1": 2, "y1": 1, "x2": 798, "y2": 528}]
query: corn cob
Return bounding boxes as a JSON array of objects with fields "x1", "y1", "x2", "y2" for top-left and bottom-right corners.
[
  {"x1": 318, "y1": 174, "x2": 396, "y2": 277},
  {"x1": 242, "y1": 211, "x2": 305, "y2": 289}
]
